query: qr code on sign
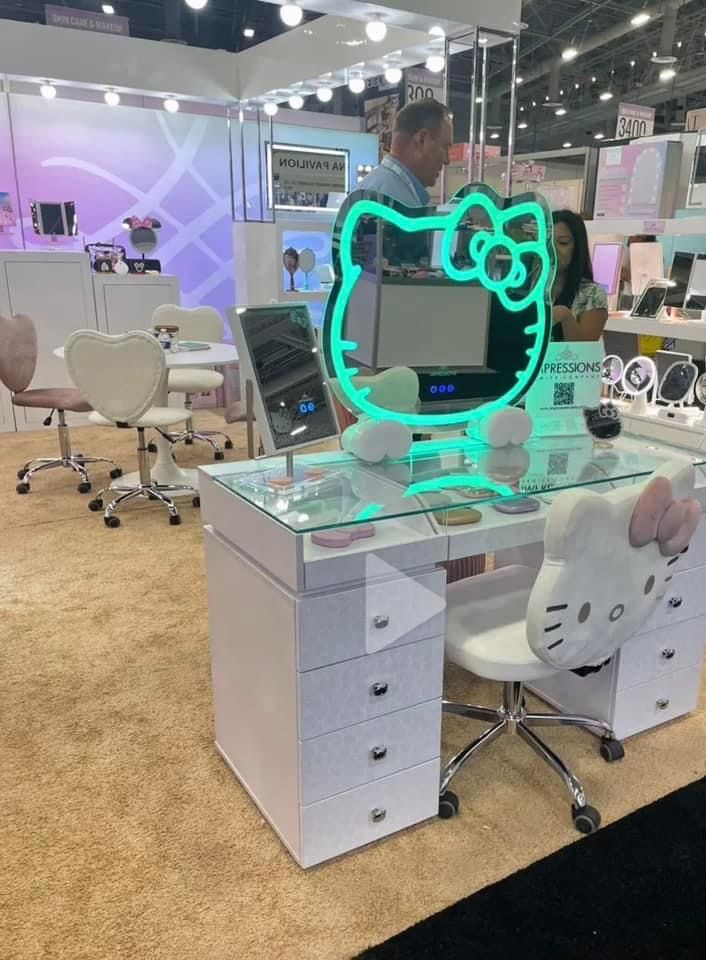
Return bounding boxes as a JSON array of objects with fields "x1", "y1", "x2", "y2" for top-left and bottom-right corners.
[
  {"x1": 553, "y1": 381, "x2": 575, "y2": 407},
  {"x1": 548, "y1": 452, "x2": 569, "y2": 476}
]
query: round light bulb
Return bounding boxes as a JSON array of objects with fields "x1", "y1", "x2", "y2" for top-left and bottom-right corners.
[
  {"x1": 185, "y1": 0, "x2": 208, "y2": 9},
  {"x1": 660, "y1": 67, "x2": 677, "y2": 81},
  {"x1": 288, "y1": 93, "x2": 304, "y2": 110},
  {"x1": 562, "y1": 47, "x2": 578, "y2": 62},
  {"x1": 490, "y1": 132, "x2": 500, "y2": 140},
  {"x1": 384, "y1": 65, "x2": 402, "y2": 85},
  {"x1": 555, "y1": 107, "x2": 567, "y2": 116},
  {"x1": 104, "y1": 90, "x2": 120, "y2": 107},
  {"x1": 518, "y1": 121, "x2": 528, "y2": 130},
  {"x1": 426, "y1": 53, "x2": 445, "y2": 74},
  {"x1": 263, "y1": 101, "x2": 279, "y2": 117},
  {"x1": 366, "y1": 16, "x2": 387, "y2": 42},
  {"x1": 316, "y1": 86, "x2": 333, "y2": 103},
  {"x1": 40, "y1": 83, "x2": 57, "y2": 100},
  {"x1": 163, "y1": 97, "x2": 179, "y2": 113},
  {"x1": 594, "y1": 132, "x2": 605, "y2": 140},
  {"x1": 600, "y1": 91, "x2": 613, "y2": 101},
  {"x1": 348, "y1": 75, "x2": 365, "y2": 95},
  {"x1": 280, "y1": 2, "x2": 302, "y2": 27},
  {"x1": 429, "y1": 25, "x2": 446, "y2": 38},
  {"x1": 563, "y1": 141, "x2": 573, "y2": 148}
]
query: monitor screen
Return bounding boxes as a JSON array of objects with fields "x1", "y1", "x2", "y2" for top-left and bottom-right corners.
[
  {"x1": 237, "y1": 304, "x2": 338, "y2": 451},
  {"x1": 665, "y1": 252, "x2": 695, "y2": 308},
  {"x1": 591, "y1": 242, "x2": 623, "y2": 295},
  {"x1": 40, "y1": 202, "x2": 66, "y2": 236}
]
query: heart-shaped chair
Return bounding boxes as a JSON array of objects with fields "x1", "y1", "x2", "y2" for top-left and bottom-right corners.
[
  {"x1": 0, "y1": 313, "x2": 122, "y2": 496},
  {"x1": 64, "y1": 329, "x2": 193, "y2": 528}
]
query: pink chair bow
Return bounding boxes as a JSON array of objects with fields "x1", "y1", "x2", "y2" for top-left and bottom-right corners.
[
  {"x1": 127, "y1": 216, "x2": 156, "y2": 230},
  {"x1": 629, "y1": 475, "x2": 701, "y2": 557}
]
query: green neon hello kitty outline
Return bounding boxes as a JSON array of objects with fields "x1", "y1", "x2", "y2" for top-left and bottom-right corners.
[{"x1": 323, "y1": 183, "x2": 556, "y2": 430}]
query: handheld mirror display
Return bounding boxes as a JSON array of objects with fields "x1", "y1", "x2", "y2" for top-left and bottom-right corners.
[
  {"x1": 658, "y1": 360, "x2": 699, "y2": 404},
  {"x1": 696, "y1": 373, "x2": 706, "y2": 407},
  {"x1": 601, "y1": 354, "x2": 623, "y2": 386},
  {"x1": 322, "y1": 183, "x2": 555, "y2": 433},
  {"x1": 622, "y1": 356, "x2": 657, "y2": 396}
]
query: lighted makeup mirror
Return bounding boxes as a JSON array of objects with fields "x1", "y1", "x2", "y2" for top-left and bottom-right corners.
[
  {"x1": 621, "y1": 355, "x2": 656, "y2": 415},
  {"x1": 658, "y1": 360, "x2": 699, "y2": 406},
  {"x1": 601, "y1": 354, "x2": 624, "y2": 389}
]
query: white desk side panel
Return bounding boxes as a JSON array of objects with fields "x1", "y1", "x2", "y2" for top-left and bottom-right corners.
[
  {"x1": 204, "y1": 527, "x2": 302, "y2": 861},
  {"x1": 0, "y1": 252, "x2": 97, "y2": 428},
  {"x1": 93, "y1": 274, "x2": 180, "y2": 335}
]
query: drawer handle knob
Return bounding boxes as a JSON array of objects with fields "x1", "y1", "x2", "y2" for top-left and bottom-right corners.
[
  {"x1": 371, "y1": 681, "x2": 389, "y2": 697},
  {"x1": 661, "y1": 648, "x2": 676, "y2": 660},
  {"x1": 373, "y1": 615, "x2": 390, "y2": 629},
  {"x1": 371, "y1": 745, "x2": 388, "y2": 761},
  {"x1": 371, "y1": 807, "x2": 387, "y2": 823},
  {"x1": 668, "y1": 596, "x2": 683, "y2": 609},
  {"x1": 656, "y1": 698, "x2": 671, "y2": 710}
]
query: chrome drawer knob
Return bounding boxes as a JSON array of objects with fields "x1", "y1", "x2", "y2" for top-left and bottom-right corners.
[
  {"x1": 373, "y1": 615, "x2": 390, "y2": 629},
  {"x1": 371, "y1": 745, "x2": 388, "y2": 761},
  {"x1": 656, "y1": 698, "x2": 671, "y2": 710},
  {"x1": 371, "y1": 807, "x2": 387, "y2": 823},
  {"x1": 661, "y1": 648, "x2": 676, "y2": 660},
  {"x1": 371, "y1": 681, "x2": 389, "y2": 697},
  {"x1": 668, "y1": 596, "x2": 683, "y2": 609}
]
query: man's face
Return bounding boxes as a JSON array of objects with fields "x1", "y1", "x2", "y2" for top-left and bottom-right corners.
[{"x1": 413, "y1": 116, "x2": 453, "y2": 188}]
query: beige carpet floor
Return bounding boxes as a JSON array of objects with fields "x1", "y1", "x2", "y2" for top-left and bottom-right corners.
[{"x1": 3, "y1": 413, "x2": 706, "y2": 960}]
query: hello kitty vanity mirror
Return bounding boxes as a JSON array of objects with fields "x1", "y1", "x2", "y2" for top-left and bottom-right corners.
[{"x1": 622, "y1": 355, "x2": 656, "y2": 415}]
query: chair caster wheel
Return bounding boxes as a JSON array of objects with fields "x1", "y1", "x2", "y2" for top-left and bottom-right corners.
[
  {"x1": 88, "y1": 498, "x2": 104, "y2": 512},
  {"x1": 214, "y1": 451, "x2": 225, "y2": 461},
  {"x1": 572, "y1": 804, "x2": 601, "y2": 835},
  {"x1": 224, "y1": 440, "x2": 233, "y2": 450},
  {"x1": 109, "y1": 468, "x2": 123, "y2": 480},
  {"x1": 74, "y1": 453, "x2": 84, "y2": 460},
  {"x1": 77, "y1": 481, "x2": 92, "y2": 494},
  {"x1": 438, "y1": 791, "x2": 459, "y2": 820},
  {"x1": 104, "y1": 515, "x2": 120, "y2": 528},
  {"x1": 184, "y1": 436, "x2": 194, "y2": 445},
  {"x1": 192, "y1": 496, "x2": 200, "y2": 508},
  {"x1": 600, "y1": 737, "x2": 625, "y2": 763},
  {"x1": 147, "y1": 442, "x2": 158, "y2": 454},
  {"x1": 169, "y1": 514, "x2": 182, "y2": 526},
  {"x1": 16, "y1": 482, "x2": 30, "y2": 495},
  {"x1": 17, "y1": 468, "x2": 27, "y2": 480}
]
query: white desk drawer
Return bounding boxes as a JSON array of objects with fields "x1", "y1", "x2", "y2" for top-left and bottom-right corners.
[
  {"x1": 297, "y1": 569, "x2": 446, "y2": 672},
  {"x1": 299, "y1": 636, "x2": 444, "y2": 740},
  {"x1": 613, "y1": 665, "x2": 703, "y2": 740},
  {"x1": 618, "y1": 617, "x2": 706, "y2": 690},
  {"x1": 642, "y1": 566, "x2": 706, "y2": 633},
  {"x1": 300, "y1": 699, "x2": 441, "y2": 805},
  {"x1": 300, "y1": 759, "x2": 439, "y2": 867}
]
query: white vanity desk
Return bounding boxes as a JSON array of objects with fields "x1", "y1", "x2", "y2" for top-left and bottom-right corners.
[{"x1": 199, "y1": 434, "x2": 706, "y2": 868}]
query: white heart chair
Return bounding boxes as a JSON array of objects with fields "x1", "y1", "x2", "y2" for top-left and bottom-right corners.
[
  {"x1": 440, "y1": 458, "x2": 701, "y2": 834},
  {"x1": 64, "y1": 329, "x2": 195, "y2": 528},
  {"x1": 152, "y1": 304, "x2": 233, "y2": 460}
]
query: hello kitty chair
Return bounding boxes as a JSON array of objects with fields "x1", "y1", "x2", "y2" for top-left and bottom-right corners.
[{"x1": 440, "y1": 459, "x2": 701, "y2": 834}]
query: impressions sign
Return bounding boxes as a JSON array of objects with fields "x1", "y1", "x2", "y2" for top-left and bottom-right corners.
[
  {"x1": 524, "y1": 342, "x2": 603, "y2": 437},
  {"x1": 45, "y1": 4, "x2": 130, "y2": 36},
  {"x1": 269, "y1": 144, "x2": 348, "y2": 211}
]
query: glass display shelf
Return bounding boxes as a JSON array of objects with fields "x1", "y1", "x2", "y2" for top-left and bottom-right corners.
[{"x1": 211, "y1": 435, "x2": 706, "y2": 534}]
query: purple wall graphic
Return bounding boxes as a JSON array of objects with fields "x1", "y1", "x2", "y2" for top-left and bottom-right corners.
[{"x1": 3, "y1": 94, "x2": 234, "y2": 315}]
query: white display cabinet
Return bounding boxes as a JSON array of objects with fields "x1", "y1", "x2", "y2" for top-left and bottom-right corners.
[{"x1": 93, "y1": 273, "x2": 180, "y2": 335}]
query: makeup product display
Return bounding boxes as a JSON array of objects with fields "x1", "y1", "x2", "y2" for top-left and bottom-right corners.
[
  {"x1": 434, "y1": 506, "x2": 482, "y2": 526},
  {"x1": 621, "y1": 355, "x2": 656, "y2": 415},
  {"x1": 0, "y1": 191, "x2": 16, "y2": 230},
  {"x1": 298, "y1": 248, "x2": 316, "y2": 290},
  {"x1": 30, "y1": 200, "x2": 78, "y2": 238},
  {"x1": 492, "y1": 497, "x2": 540, "y2": 515},
  {"x1": 122, "y1": 216, "x2": 162, "y2": 273},
  {"x1": 311, "y1": 523, "x2": 376, "y2": 548},
  {"x1": 584, "y1": 404, "x2": 622, "y2": 441},
  {"x1": 283, "y1": 247, "x2": 299, "y2": 292},
  {"x1": 658, "y1": 361, "x2": 699, "y2": 406},
  {"x1": 601, "y1": 354, "x2": 624, "y2": 388}
]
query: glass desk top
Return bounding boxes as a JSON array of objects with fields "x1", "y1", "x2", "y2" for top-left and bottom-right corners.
[{"x1": 210, "y1": 436, "x2": 706, "y2": 534}]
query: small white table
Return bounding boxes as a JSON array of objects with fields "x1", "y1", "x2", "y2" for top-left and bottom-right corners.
[{"x1": 54, "y1": 341, "x2": 238, "y2": 493}]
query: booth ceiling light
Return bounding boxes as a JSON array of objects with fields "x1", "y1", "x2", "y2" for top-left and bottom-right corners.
[
  {"x1": 631, "y1": 12, "x2": 651, "y2": 27},
  {"x1": 490, "y1": 132, "x2": 500, "y2": 139},
  {"x1": 595, "y1": 132, "x2": 605, "y2": 140},
  {"x1": 555, "y1": 107, "x2": 567, "y2": 116},
  {"x1": 40, "y1": 82, "x2": 57, "y2": 100},
  {"x1": 384, "y1": 64, "x2": 403, "y2": 85},
  {"x1": 366, "y1": 16, "x2": 387, "y2": 42},
  {"x1": 518, "y1": 121, "x2": 528, "y2": 129},
  {"x1": 280, "y1": 2, "x2": 303, "y2": 28},
  {"x1": 104, "y1": 90, "x2": 120, "y2": 106},
  {"x1": 102, "y1": 3, "x2": 115, "y2": 13},
  {"x1": 288, "y1": 93, "x2": 305, "y2": 109},
  {"x1": 562, "y1": 47, "x2": 579, "y2": 62},
  {"x1": 429, "y1": 25, "x2": 446, "y2": 38},
  {"x1": 263, "y1": 100, "x2": 279, "y2": 116},
  {"x1": 185, "y1": 0, "x2": 208, "y2": 9},
  {"x1": 163, "y1": 97, "x2": 179, "y2": 113},
  {"x1": 316, "y1": 86, "x2": 333, "y2": 103},
  {"x1": 599, "y1": 91, "x2": 614, "y2": 101},
  {"x1": 660, "y1": 67, "x2": 677, "y2": 81},
  {"x1": 348, "y1": 75, "x2": 366, "y2": 95},
  {"x1": 243, "y1": 27, "x2": 255, "y2": 38},
  {"x1": 652, "y1": 53, "x2": 677, "y2": 64},
  {"x1": 563, "y1": 141, "x2": 573, "y2": 148},
  {"x1": 426, "y1": 53, "x2": 445, "y2": 74},
  {"x1": 516, "y1": 77, "x2": 524, "y2": 85}
]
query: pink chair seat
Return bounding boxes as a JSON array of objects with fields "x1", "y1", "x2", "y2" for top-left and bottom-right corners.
[{"x1": 12, "y1": 388, "x2": 91, "y2": 412}]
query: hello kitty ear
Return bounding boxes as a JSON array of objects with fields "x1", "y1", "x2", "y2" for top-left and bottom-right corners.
[{"x1": 544, "y1": 488, "x2": 612, "y2": 561}]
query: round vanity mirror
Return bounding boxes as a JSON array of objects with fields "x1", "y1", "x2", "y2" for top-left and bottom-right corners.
[
  {"x1": 622, "y1": 356, "x2": 656, "y2": 397},
  {"x1": 658, "y1": 360, "x2": 699, "y2": 404},
  {"x1": 298, "y1": 248, "x2": 316, "y2": 275},
  {"x1": 601, "y1": 354, "x2": 624, "y2": 386},
  {"x1": 695, "y1": 373, "x2": 706, "y2": 407}
]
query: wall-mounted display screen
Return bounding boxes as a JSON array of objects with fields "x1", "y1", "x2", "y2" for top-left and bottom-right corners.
[
  {"x1": 268, "y1": 143, "x2": 349, "y2": 212},
  {"x1": 591, "y1": 242, "x2": 623, "y2": 295},
  {"x1": 665, "y1": 252, "x2": 695, "y2": 309}
]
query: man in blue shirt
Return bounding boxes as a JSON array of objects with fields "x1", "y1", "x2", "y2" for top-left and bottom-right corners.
[{"x1": 358, "y1": 98, "x2": 453, "y2": 207}]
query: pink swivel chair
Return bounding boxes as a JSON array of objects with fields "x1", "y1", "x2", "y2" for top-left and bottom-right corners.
[{"x1": 0, "y1": 314, "x2": 122, "y2": 494}]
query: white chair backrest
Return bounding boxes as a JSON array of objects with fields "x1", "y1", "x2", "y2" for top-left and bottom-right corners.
[
  {"x1": 65, "y1": 329, "x2": 165, "y2": 423},
  {"x1": 527, "y1": 459, "x2": 701, "y2": 671},
  {"x1": 152, "y1": 304, "x2": 224, "y2": 343}
]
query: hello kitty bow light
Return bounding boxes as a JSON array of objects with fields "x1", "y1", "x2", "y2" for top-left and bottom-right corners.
[
  {"x1": 322, "y1": 183, "x2": 555, "y2": 431},
  {"x1": 629, "y1": 474, "x2": 701, "y2": 557}
]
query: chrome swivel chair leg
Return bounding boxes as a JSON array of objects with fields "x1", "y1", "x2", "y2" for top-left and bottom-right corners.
[
  {"x1": 439, "y1": 720, "x2": 507, "y2": 796},
  {"x1": 517, "y1": 721, "x2": 587, "y2": 810},
  {"x1": 165, "y1": 398, "x2": 233, "y2": 461},
  {"x1": 442, "y1": 700, "x2": 500, "y2": 724},
  {"x1": 524, "y1": 712, "x2": 615, "y2": 738},
  {"x1": 87, "y1": 427, "x2": 198, "y2": 528},
  {"x1": 16, "y1": 410, "x2": 123, "y2": 495}
]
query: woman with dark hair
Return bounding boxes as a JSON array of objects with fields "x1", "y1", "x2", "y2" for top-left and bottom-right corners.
[{"x1": 551, "y1": 209, "x2": 608, "y2": 341}]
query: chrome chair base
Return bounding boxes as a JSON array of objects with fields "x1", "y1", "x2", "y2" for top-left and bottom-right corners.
[
  {"x1": 168, "y1": 417, "x2": 233, "y2": 461},
  {"x1": 440, "y1": 681, "x2": 624, "y2": 834}
]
